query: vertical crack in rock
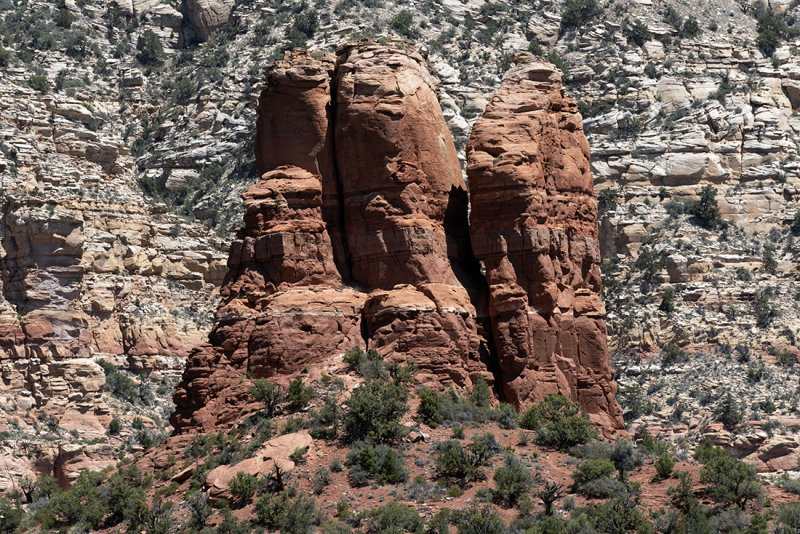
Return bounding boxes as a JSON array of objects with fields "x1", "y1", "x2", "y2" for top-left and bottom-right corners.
[
  {"x1": 332, "y1": 41, "x2": 490, "y2": 388},
  {"x1": 173, "y1": 50, "x2": 367, "y2": 431},
  {"x1": 172, "y1": 44, "x2": 622, "y2": 435},
  {"x1": 466, "y1": 52, "x2": 624, "y2": 433}
]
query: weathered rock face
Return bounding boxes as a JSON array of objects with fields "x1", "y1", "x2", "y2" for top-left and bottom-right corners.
[
  {"x1": 333, "y1": 43, "x2": 491, "y2": 389},
  {"x1": 185, "y1": 0, "x2": 236, "y2": 42},
  {"x1": 0, "y1": 60, "x2": 228, "y2": 488},
  {"x1": 467, "y1": 53, "x2": 623, "y2": 431},
  {"x1": 172, "y1": 44, "x2": 622, "y2": 434},
  {"x1": 0, "y1": 189, "x2": 226, "y2": 417}
]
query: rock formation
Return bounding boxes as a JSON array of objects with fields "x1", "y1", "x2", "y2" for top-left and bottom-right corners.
[
  {"x1": 171, "y1": 42, "x2": 623, "y2": 434},
  {"x1": 467, "y1": 53, "x2": 622, "y2": 430},
  {"x1": 185, "y1": 0, "x2": 236, "y2": 42}
]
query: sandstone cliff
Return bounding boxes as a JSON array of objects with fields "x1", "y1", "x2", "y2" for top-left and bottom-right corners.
[{"x1": 171, "y1": 42, "x2": 623, "y2": 434}]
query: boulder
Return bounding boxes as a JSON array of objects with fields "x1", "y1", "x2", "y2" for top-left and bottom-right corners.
[
  {"x1": 206, "y1": 432, "x2": 313, "y2": 501},
  {"x1": 185, "y1": 0, "x2": 235, "y2": 41}
]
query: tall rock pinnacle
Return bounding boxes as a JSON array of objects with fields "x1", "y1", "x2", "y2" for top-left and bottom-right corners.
[
  {"x1": 467, "y1": 53, "x2": 623, "y2": 431},
  {"x1": 171, "y1": 43, "x2": 623, "y2": 434}
]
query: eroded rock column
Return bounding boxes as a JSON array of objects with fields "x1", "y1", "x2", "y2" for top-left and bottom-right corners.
[
  {"x1": 334, "y1": 42, "x2": 491, "y2": 388},
  {"x1": 172, "y1": 51, "x2": 365, "y2": 431},
  {"x1": 467, "y1": 53, "x2": 623, "y2": 432}
]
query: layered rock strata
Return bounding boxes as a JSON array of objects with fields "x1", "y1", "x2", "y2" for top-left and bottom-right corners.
[
  {"x1": 0, "y1": 85, "x2": 227, "y2": 427},
  {"x1": 172, "y1": 43, "x2": 622, "y2": 433}
]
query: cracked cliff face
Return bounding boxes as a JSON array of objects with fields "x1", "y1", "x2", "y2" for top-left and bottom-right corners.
[{"x1": 171, "y1": 42, "x2": 622, "y2": 434}]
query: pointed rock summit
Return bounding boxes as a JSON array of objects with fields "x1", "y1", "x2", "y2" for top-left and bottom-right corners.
[{"x1": 171, "y1": 43, "x2": 623, "y2": 434}]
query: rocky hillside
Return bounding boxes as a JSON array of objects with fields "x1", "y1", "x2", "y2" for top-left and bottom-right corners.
[
  {"x1": 1, "y1": 37, "x2": 799, "y2": 533},
  {"x1": 0, "y1": 0, "x2": 228, "y2": 489},
  {"x1": 0, "y1": 0, "x2": 799, "y2": 524}
]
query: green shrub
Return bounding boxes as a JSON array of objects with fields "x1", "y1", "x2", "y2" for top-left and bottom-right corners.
[
  {"x1": 684, "y1": 185, "x2": 723, "y2": 229},
  {"x1": 343, "y1": 347, "x2": 388, "y2": 380},
  {"x1": 312, "y1": 467, "x2": 331, "y2": 495},
  {"x1": 217, "y1": 508, "x2": 251, "y2": 533},
  {"x1": 309, "y1": 396, "x2": 341, "y2": 440},
  {"x1": 493, "y1": 453, "x2": 533, "y2": 506},
  {"x1": 284, "y1": 10, "x2": 318, "y2": 49},
  {"x1": 450, "y1": 503, "x2": 506, "y2": 534},
  {"x1": 655, "y1": 452, "x2": 675, "y2": 480},
  {"x1": 697, "y1": 442, "x2": 762, "y2": 509},
  {"x1": 560, "y1": 0, "x2": 602, "y2": 29},
  {"x1": 681, "y1": 16, "x2": 701, "y2": 37},
  {"x1": 136, "y1": 29, "x2": 163, "y2": 66},
  {"x1": 255, "y1": 490, "x2": 324, "y2": 533},
  {"x1": 470, "y1": 376, "x2": 491, "y2": 408},
  {"x1": 288, "y1": 376, "x2": 313, "y2": 411},
  {"x1": 634, "y1": 247, "x2": 661, "y2": 282},
  {"x1": 578, "y1": 477, "x2": 627, "y2": 499},
  {"x1": 597, "y1": 188, "x2": 618, "y2": 212},
  {"x1": 659, "y1": 288, "x2": 675, "y2": 313},
  {"x1": 0, "y1": 45, "x2": 11, "y2": 68},
  {"x1": 387, "y1": 359, "x2": 417, "y2": 384},
  {"x1": 97, "y1": 359, "x2": 141, "y2": 404},
  {"x1": 753, "y1": 287, "x2": 777, "y2": 327},
  {"x1": 622, "y1": 17, "x2": 651, "y2": 46},
  {"x1": 250, "y1": 379, "x2": 285, "y2": 417},
  {"x1": 104, "y1": 465, "x2": 149, "y2": 529},
  {"x1": 390, "y1": 10, "x2": 415, "y2": 37},
  {"x1": 171, "y1": 77, "x2": 196, "y2": 106},
  {"x1": 570, "y1": 456, "x2": 626, "y2": 498},
  {"x1": 777, "y1": 502, "x2": 800, "y2": 533},
  {"x1": 574, "y1": 485, "x2": 653, "y2": 533},
  {"x1": 610, "y1": 440, "x2": 643, "y2": 480},
  {"x1": 343, "y1": 379, "x2": 408, "y2": 443},
  {"x1": 365, "y1": 501, "x2": 424, "y2": 533},
  {"x1": 762, "y1": 244, "x2": 777, "y2": 273},
  {"x1": 28, "y1": 74, "x2": 50, "y2": 93},
  {"x1": 289, "y1": 446, "x2": 307, "y2": 465},
  {"x1": 663, "y1": 5, "x2": 683, "y2": 30},
  {"x1": 791, "y1": 211, "x2": 800, "y2": 235},
  {"x1": 528, "y1": 40, "x2": 544, "y2": 55},
  {"x1": 660, "y1": 343, "x2": 688, "y2": 368},
  {"x1": 546, "y1": 50, "x2": 568, "y2": 73},
  {"x1": 32, "y1": 474, "x2": 59, "y2": 501},
  {"x1": 55, "y1": 8, "x2": 74, "y2": 28},
  {"x1": 639, "y1": 428, "x2": 670, "y2": 456},
  {"x1": 229, "y1": 472, "x2": 256, "y2": 506},
  {"x1": 434, "y1": 438, "x2": 495, "y2": 485},
  {"x1": 0, "y1": 497, "x2": 22, "y2": 532},
  {"x1": 492, "y1": 403, "x2": 518, "y2": 430},
  {"x1": 417, "y1": 388, "x2": 445, "y2": 427},
  {"x1": 620, "y1": 385, "x2": 655, "y2": 422},
  {"x1": 108, "y1": 417, "x2": 121, "y2": 435},
  {"x1": 347, "y1": 441, "x2": 408, "y2": 486},
  {"x1": 571, "y1": 458, "x2": 615, "y2": 488},
  {"x1": 778, "y1": 473, "x2": 800, "y2": 494},
  {"x1": 416, "y1": 382, "x2": 499, "y2": 427},
  {"x1": 519, "y1": 394, "x2": 597, "y2": 451},
  {"x1": 714, "y1": 393, "x2": 743, "y2": 430},
  {"x1": 753, "y1": 2, "x2": 796, "y2": 57}
]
